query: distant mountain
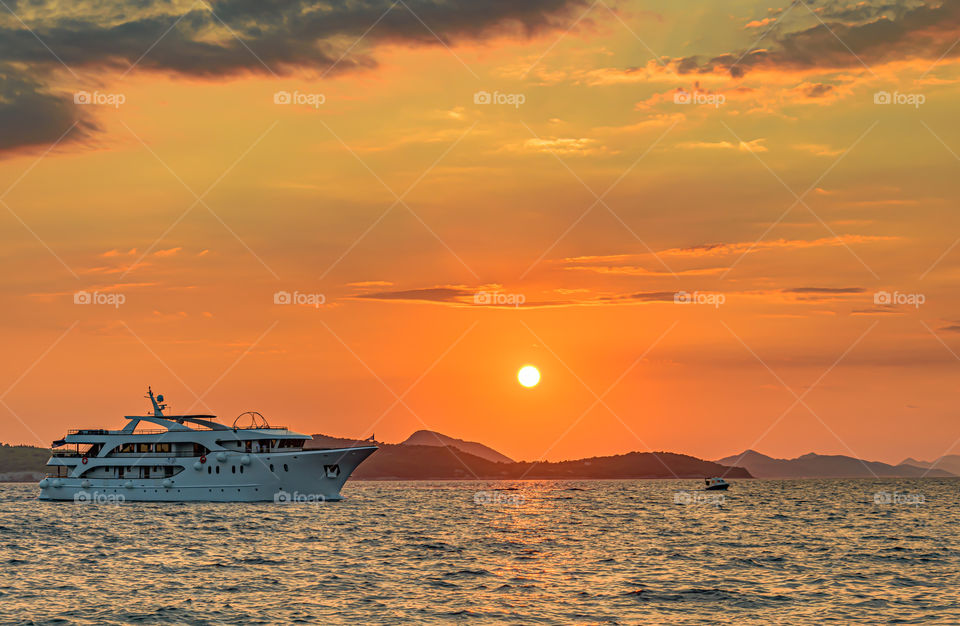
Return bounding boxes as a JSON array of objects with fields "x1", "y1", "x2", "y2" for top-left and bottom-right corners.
[
  {"x1": 717, "y1": 449, "x2": 955, "y2": 478},
  {"x1": 309, "y1": 435, "x2": 751, "y2": 480},
  {"x1": 399, "y1": 430, "x2": 514, "y2": 464},
  {"x1": 0, "y1": 444, "x2": 48, "y2": 481},
  {"x1": 899, "y1": 455, "x2": 960, "y2": 476}
]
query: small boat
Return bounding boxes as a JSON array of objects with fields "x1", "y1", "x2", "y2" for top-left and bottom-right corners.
[{"x1": 704, "y1": 477, "x2": 729, "y2": 491}]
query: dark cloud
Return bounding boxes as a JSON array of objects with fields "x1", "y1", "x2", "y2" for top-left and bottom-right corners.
[
  {"x1": 784, "y1": 287, "x2": 865, "y2": 294},
  {"x1": 802, "y1": 82, "x2": 833, "y2": 98},
  {"x1": 353, "y1": 287, "x2": 471, "y2": 303},
  {"x1": 0, "y1": 0, "x2": 587, "y2": 152},
  {"x1": 0, "y1": 68, "x2": 97, "y2": 153},
  {"x1": 672, "y1": 0, "x2": 960, "y2": 76},
  {"x1": 626, "y1": 291, "x2": 679, "y2": 302}
]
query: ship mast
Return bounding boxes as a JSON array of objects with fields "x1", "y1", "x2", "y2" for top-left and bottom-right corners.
[{"x1": 145, "y1": 386, "x2": 167, "y2": 417}]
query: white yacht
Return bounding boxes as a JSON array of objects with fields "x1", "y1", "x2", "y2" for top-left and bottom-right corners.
[{"x1": 38, "y1": 388, "x2": 377, "y2": 502}]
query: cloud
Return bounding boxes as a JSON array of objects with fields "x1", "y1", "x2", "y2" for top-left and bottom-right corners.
[
  {"x1": 0, "y1": 0, "x2": 589, "y2": 152},
  {"x1": 0, "y1": 69, "x2": 96, "y2": 153},
  {"x1": 783, "y1": 287, "x2": 865, "y2": 294},
  {"x1": 783, "y1": 286, "x2": 866, "y2": 301},
  {"x1": 676, "y1": 138, "x2": 767, "y2": 152},
  {"x1": 794, "y1": 143, "x2": 844, "y2": 157},
  {"x1": 660, "y1": 235, "x2": 898, "y2": 257},
  {"x1": 505, "y1": 137, "x2": 609, "y2": 156},
  {"x1": 667, "y1": 0, "x2": 960, "y2": 78},
  {"x1": 353, "y1": 286, "x2": 472, "y2": 303}
]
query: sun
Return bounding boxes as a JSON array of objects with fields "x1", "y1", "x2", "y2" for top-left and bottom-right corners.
[{"x1": 517, "y1": 365, "x2": 540, "y2": 388}]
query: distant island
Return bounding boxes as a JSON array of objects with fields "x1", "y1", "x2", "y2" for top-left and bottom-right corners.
[
  {"x1": 5, "y1": 433, "x2": 958, "y2": 482},
  {"x1": 716, "y1": 450, "x2": 956, "y2": 478},
  {"x1": 308, "y1": 431, "x2": 751, "y2": 480}
]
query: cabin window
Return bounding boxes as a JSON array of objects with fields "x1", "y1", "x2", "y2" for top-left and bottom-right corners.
[
  {"x1": 141, "y1": 467, "x2": 150, "y2": 479},
  {"x1": 137, "y1": 443, "x2": 152, "y2": 453},
  {"x1": 155, "y1": 443, "x2": 171, "y2": 453},
  {"x1": 118, "y1": 467, "x2": 124, "y2": 479},
  {"x1": 164, "y1": 466, "x2": 175, "y2": 478},
  {"x1": 120, "y1": 443, "x2": 135, "y2": 453}
]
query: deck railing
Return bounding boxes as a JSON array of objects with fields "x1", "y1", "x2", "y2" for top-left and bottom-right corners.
[{"x1": 66, "y1": 426, "x2": 289, "y2": 436}]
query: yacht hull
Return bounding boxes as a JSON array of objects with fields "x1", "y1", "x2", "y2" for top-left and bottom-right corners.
[{"x1": 38, "y1": 447, "x2": 376, "y2": 503}]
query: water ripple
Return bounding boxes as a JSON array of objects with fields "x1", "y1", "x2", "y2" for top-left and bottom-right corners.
[{"x1": 0, "y1": 479, "x2": 958, "y2": 624}]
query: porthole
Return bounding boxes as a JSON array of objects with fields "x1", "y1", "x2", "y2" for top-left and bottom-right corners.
[
  {"x1": 283, "y1": 464, "x2": 289, "y2": 472},
  {"x1": 207, "y1": 466, "x2": 211, "y2": 474},
  {"x1": 231, "y1": 466, "x2": 236, "y2": 474},
  {"x1": 216, "y1": 466, "x2": 220, "y2": 474},
  {"x1": 269, "y1": 464, "x2": 274, "y2": 472}
]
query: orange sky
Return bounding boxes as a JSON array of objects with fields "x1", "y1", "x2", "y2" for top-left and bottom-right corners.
[{"x1": 2, "y1": 0, "x2": 960, "y2": 464}]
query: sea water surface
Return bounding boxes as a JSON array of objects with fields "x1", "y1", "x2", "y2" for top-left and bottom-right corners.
[{"x1": 1, "y1": 479, "x2": 957, "y2": 624}]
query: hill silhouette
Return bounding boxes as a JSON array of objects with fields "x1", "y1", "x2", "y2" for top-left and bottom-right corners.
[
  {"x1": 717, "y1": 450, "x2": 954, "y2": 478},
  {"x1": 399, "y1": 429, "x2": 514, "y2": 464},
  {"x1": 308, "y1": 435, "x2": 751, "y2": 480}
]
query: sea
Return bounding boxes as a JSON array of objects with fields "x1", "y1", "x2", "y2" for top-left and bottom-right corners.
[{"x1": 1, "y1": 479, "x2": 957, "y2": 624}]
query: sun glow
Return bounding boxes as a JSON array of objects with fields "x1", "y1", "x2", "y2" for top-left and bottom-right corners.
[{"x1": 517, "y1": 365, "x2": 540, "y2": 388}]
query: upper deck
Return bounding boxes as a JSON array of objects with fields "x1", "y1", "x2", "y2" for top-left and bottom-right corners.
[{"x1": 54, "y1": 388, "x2": 304, "y2": 448}]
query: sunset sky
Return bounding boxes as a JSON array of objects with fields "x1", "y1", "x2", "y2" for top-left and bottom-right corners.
[{"x1": 2, "y1": 0, "x2": 960, "y2": 464}]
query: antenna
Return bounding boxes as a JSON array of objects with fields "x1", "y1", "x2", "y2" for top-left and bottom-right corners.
[{"x1": 145, "y1": 386, "x2": 167, "y2": 417}]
